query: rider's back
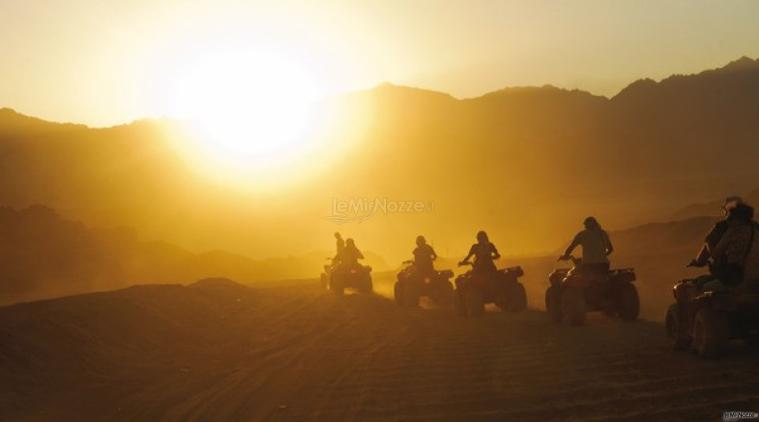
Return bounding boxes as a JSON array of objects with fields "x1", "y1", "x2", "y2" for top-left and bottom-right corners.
[
  {"x1": 744, "y1": 224, "x2": 759, "y2": 285},
  {"x1": 574, "y1": 228, "x2": 610, "y2": 265}
]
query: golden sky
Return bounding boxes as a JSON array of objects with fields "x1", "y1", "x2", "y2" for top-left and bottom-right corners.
[{"x1": 2, "y1": 0, "x2": 759, "y2": 127}]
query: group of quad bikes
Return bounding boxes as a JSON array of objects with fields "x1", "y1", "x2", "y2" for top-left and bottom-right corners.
[
  {"x1": 321, "y1": 256, "x2": 759, "y2": 359},
  {"x1": 321, "y1": 255, "x2": 639, "y2": 321}
]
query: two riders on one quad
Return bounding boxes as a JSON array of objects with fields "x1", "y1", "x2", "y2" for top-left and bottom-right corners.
[
  {"x1": 454, "y1": 231, "x2": 527, "y2": 317},
  {"x1": 667, "y1": 198, "x2": 759, "y2": 358},
  {"x1": 546, "y1": 217, "x2": 639, "y2": 325},
  {"x1": 394, "y1": 236, "x2": 455, "y2": 307},
  {"x1": 323, "y1": 233, "x2": 373, "y2": 295}
]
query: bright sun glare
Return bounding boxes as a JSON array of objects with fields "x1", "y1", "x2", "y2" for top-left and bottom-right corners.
[{"x1": 167, "y1": 50, "x2": 323, "y2": 182}]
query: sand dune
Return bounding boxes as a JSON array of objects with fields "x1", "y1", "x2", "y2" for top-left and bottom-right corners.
[{"x1": 1, "y1": 277, "x2": 758, "y2": 421}]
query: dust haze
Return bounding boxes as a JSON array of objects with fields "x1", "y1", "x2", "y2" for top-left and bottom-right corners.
[{"x1": 2, "y1": 8, "x2": 759, "y2": 420}]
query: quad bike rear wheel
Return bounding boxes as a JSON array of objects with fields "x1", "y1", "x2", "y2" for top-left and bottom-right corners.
[
  {"x1": 395, "y1": 281, "x2": 420, "y2": 306},
  {"x1": 545, "y1": 285, "x2": 562, "y2": 323},
  {"x1": 330, "y1": 278, "x2": 345, "y2": 296},
  {"x1": 455, "y1": 290, "x2": 467, "y2": 316},
  {"x1": 561, "y1": 287, "x2": 586, "y2": 326},
  {"x1": 692, "y1": 307, "x2": 730, "y2": 358},
  {"x1": 499, "y1": 282, "x2": 527, "y2": 312},
  {"x1": 393, "y1": 281, "x2": 403, "y2": 305},
  {"x1": 432, "y1": 281, "x2": 455, "y2": 306},
  {"x1": 617, "y1": 283, "x2": 640, "y2": 321},
  {"x1": 464, "y1": 288, "x2": 485, "y2": 317},
  {"x1": 665, "y1": 303, "x2": 691, "y2": 350},
  {"x1": 358, "y1": 274, "x2": 373, "y2": 294}
]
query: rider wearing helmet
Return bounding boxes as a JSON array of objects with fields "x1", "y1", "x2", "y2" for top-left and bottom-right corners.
[
  {"x1": 459, "y1": 230, "x2": 501, "y2": 274},
  {"x1": 689, "y1": 196, "x2": 744, "y2": 270},
  {"x1": 560, "y1": 217, "x2": 613, "y2": 274},
  {"x1": 412, "y1": 235, "x2": 438, "y2": 278},
  {"x1": 700, "y1": 202, "x2": 757, "y2": 291}
]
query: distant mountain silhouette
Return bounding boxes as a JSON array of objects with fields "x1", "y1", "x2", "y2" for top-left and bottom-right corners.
[
  {"x1": 0, "y1": 205, "x2": 387, "y2": 305},
  {"x1": 1, "y1": 57, "x2": 758, "y2": 260},
  {"x1": 672, "y1": 187, "x2": 759, "y2": 219}
]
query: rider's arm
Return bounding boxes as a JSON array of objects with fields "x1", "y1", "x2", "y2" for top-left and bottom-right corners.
[
  {"x1": 690, "y1": 244, "x2": 711, "y2": 267},
  {"x1": 491, "y1": 243, "x2": 501, "y2": 259},
  {"x1": 604, "y1": 231, "x2": 614, "y2": 256},
  {"x1": 430, "y1": 246, "x2": 438, "y2": 261},
  {"x1": 562, "y1": 234, "x2": 580, "y2": 258},
  {"x1": 357, "y1": 249, "x2": 365, "y2": 259},
  {"x1": 461, "y1": 245, "x2": 475, "y2": 263}
]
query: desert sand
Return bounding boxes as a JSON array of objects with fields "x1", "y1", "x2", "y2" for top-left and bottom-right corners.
[{"x1": 1, "y1": 275, "x2": 758, "y2": 422}]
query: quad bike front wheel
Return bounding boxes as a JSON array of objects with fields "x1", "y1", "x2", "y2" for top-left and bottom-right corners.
[
  {"x1": 507, "y1": 282, "x2": 528, "y2": 312},
  {"x1": 692, "y1": 307, "x2": 730, "y2": 358},
  {"x1": 617, "y1": 283, "x2": 640, "y2": 321},
  {"x1": 561, "y1": 287, "x2": 586, "y2": 326}
]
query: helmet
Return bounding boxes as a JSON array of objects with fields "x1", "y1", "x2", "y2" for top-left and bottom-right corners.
[
  {"x1": 346, "y1": 238, "x2": 355, "y2": 247},
  {"x1": 334, "y1": 232, "x2": 342, "y2": 239},
  {"x1": 584, "y1": 216, "x2": 600, "y2": 229},
  {"x1": 416, "y1": 235, "x2": 426, "y2": 246},
  {"x1": 727, "y1": 203, "x2": 754, "y2": 223},
  {"x1": 476, "y1": 230, "x2": 489, "y2": 243},
  {"x1": 723, "y1": 196, "x2": 744, "y2": 215}
]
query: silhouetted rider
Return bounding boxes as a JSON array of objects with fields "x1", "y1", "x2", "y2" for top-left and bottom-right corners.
[
  {"x1": 332, "y1": 232, "x2": 345, "y2": 265},
  {"x1": 412, "y1": 235, "x2": 437, "y2": 278},
  {"x1": 688, "y1": 196, "x2": 743, "y2": 272},
  {"x1": 674, "y1": 202, "x2": 759, "y2": 347},
  {"x1": 459, "y1": 230, "x2": 500, "y2": 274},
  {"x1": 560, "y1": 216, "x2": 613, "y2": 274},
  {"x1": 690, "y1": 202, "x2": 757, "y2": 291},
  {"x1": 338, "y1": 238, "x2": 364, "y2": 271}
]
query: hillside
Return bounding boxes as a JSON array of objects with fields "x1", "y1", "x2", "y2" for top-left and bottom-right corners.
[
  {"x1": 673, "y1": 188, "x2": 759, "y2": 220},
  {"x1": 1, "y1": 57, "x2": 758, "y2": 261},
  {"x1": 0, "y1": 205, "x2": 387, "y2": 305}
]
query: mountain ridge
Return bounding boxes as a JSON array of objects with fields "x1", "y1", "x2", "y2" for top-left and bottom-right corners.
[
  {"x1": 1, "y1": 56, "x2": 758, "y2": 263},
  {"x1": 3, "y1": 56, "x2": 756, "y2": 129}
]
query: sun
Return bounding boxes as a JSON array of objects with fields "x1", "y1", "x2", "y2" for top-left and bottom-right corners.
[{"x1": 165, "y1": 49, "x2": 324, "y2": 186}]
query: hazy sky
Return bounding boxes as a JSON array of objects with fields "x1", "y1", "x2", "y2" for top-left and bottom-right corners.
[{"x1": 2, "y1": 0, "x2": 758, "y2": 126}]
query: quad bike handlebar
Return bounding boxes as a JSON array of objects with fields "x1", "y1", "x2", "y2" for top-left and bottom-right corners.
[
  {"x1": 459, "y1": 255, "x2": 500, "y2": 267},
  {"x1": 558, "y1": 255, "x2": 581, "y2": 265},
  {"x1": 686, "y1": 259, "x2": 708, "y2": 268}
]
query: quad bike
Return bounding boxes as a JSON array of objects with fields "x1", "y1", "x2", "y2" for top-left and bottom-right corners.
[
  {"x1": 545, "y1": 256, "x2": 638, "y2": 326},
  {"x1": 329, "y1": 264, "x2": 373, "y2": 296},
  {"x1": 666, "y1": 277, "x2": 759, "y2": 359},
  {"x1": 394, "y1": 260, "x2": 455, "y2": 307},
  {"x1": 454, "y1": 262, "x2": 527, "y2": 317}
]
